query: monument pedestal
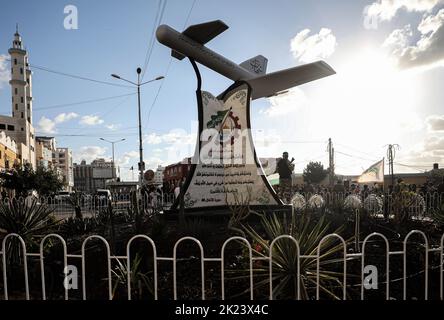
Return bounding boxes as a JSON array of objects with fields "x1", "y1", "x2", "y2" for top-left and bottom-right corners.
[{"x1": 168, "y1": 60, "x2": 284, "y2": 214}]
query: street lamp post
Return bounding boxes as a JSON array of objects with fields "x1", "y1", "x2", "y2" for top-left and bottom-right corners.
[
  {"x1": 100, "y1": 138, "x2": 126, "y2": 181},
  {"x1": 111, "y1": 69, "x2": 164, "y2": 187}
]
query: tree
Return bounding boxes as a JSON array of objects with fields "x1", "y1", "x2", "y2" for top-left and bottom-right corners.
[
  {"x1": 34, "y1": 166, "x2": 65, "y2": 196},
  {"x1": 303, "y1": 161, "x2": 327, "y2": 184},
  {"x1": 0, "y1": 163, "x2": 65, "y2": 197}
]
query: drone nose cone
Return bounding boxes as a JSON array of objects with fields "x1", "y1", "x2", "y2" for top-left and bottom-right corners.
[{"x1": 156, "y1": 24, "x2": 172, "y2": 43}]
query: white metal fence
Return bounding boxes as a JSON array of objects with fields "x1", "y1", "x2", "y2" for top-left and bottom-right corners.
[
  {"x1": 1, "y1": 192, "x2": 441, "y2": 220},
  {"x1": 288, "y1": 191, "x2": 443, "y2": 220},
  {"x1": 0, "y1": 193, "x2": 177, "y2": 218},
  {"x1": 0, "y1": 231, "x2": 443, "y2": 300}
]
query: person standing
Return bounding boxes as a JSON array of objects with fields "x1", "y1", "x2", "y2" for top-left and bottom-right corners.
[{"x1": 277, "y1": 152, "x2": 294, "y2": 202}]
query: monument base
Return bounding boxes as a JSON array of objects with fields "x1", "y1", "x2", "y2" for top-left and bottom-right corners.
[{"x1": 163, "y1": 204, "x2": 292, "y2": 217}]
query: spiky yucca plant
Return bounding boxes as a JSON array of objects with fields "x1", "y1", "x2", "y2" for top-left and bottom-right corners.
[
  {"x1": 111, "y1": 252, "x2": 153, "y2": 300},
  {"x1": 0, "y1": 198, "x2": 58, "y2": 266},
  {"x1": 241, "y1": 211, "x2": 352, "y2": 300}
]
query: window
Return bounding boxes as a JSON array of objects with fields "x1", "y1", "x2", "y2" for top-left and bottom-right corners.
[
  {"x1": 11, "y1": 68, "x2": 13, "y2": 75},
  {"x1": 15, "y1": 104, "x2": 18, "y2": 110},
  {"x1": 20, "y1": 68, "x2": 23, "y2": 74},
  {"x1": 59, "y1": 153, "x2": 65, "y2": 158},
  {"x1": 21, "y1": 112, "x2": 24, "y2": 119},
  {"x1": 0, "y1": 124, "x2": 5, "y2": 130},
  {"x1": 27, "y1": 103, "x2": 30, "y2": 109},
  {"x1": 21, "y1": 127, "x2": 24, "y2": 131},
  {"x1": 21, "y1": 97, "x2": 24, "y2": 103},
  {"x1": 7, "y1": 125, "x2": 15, "y2": 131},
  {"x1": 15, "y1": 88, "x2": 18, "y2": 95},
  {"x1": 14, "y1": 59, "x2": 17, "y2": 65}
]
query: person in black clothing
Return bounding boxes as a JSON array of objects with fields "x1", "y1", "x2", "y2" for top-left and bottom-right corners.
[{"x1": 276, "y1": 152, "x2": 294, "y2": 202}]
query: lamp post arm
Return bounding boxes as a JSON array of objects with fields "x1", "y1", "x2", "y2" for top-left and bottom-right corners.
[
  {"x1": 140, "y1": 78, "x2": 163, "y2": 86},
  {"x1": 116, "y1": 77, "x2": 138, "y2": 86}
]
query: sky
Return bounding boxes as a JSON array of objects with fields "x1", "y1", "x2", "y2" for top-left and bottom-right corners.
[{"x1": 0, "y1": 0, "x2": 443, "y2": 181}]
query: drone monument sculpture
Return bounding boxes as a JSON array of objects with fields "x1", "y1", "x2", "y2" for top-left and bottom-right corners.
[{"x1": 156, "y1": 20, "x2": 335, "y2": 211}]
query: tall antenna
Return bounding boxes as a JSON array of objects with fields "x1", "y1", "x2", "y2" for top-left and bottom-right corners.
[
  {"x1": 328, "y1": 138, "x2": 335, "y2": 186},
  {"x1": 385, "y1": 144, "x2": 400, "y2": 187}
]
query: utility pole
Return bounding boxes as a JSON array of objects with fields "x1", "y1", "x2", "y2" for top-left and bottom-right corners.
[
  {"x1": 328, "y1": 138, "x2": 335, "y2": 186},
  {"x1": 100, "y1": 138, "x2": 126, "y2": 182},
  {"x1": 111, "y1": 70, "x2": 164, "y2": 188},
  {"x1": 386, "y1": 144, "x2": 400, "y2": 187}
]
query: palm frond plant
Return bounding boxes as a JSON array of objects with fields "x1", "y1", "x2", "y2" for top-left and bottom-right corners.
[
  {"x1": 0, "y1": 198, "x2": 58, "y2": 266},
  {"x1": 67, "y1": 191, "x2": 83, "y2": 219},
  {"x1": 58, "y1": 216, "x2": 99, "y2": 237},
  {"x1": 126, "y1": 190, "x2": 152, "y2": 234},
  {"x1": 227, "y1": 186, "x2": 259, "y2": 237},
  {"x1": 431, "y1": 202, "x2": 444, "y2": 227},
  {"x1": 111, "y1": 252, "x2": 153, "y2": 300},
  {"x1": 235, "y1": 211, "x2": 354, "y2": 300}
]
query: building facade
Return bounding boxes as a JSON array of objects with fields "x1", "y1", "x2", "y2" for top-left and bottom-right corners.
[
  {"x1": 53, "y1": 147, "x2": 73, "y2": 191},
  {"x1": 0, "y1": 28, "x2": 36, "y2": 168},
  {"x1": 163, "y1": 157, "x2": 191, "y2": 189},
  {"x1": 0, "y1": 131, "x2": 19, "y2": 170},
  {"x1": 36, "y1": 136, "x2": 57, "y2": 169},
  {"x1": 73, "y1": 158, "x2": 116, "y2": 194}
]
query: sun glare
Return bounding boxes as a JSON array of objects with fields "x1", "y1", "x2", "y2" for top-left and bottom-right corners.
[{"x1": 310, "y1": 47, "x2": 422, "y2": 152}]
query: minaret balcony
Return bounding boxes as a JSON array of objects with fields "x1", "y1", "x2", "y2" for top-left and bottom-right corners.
[
  {"x1": 8, "y1": 48, "x2": 26, "y2": 55},
  {"x1": 9, "y1": 79, "x2": 26, "y2": 86}
]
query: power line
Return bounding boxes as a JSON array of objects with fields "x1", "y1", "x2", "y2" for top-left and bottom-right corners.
[
  {"x1": 143, "y1": 0, "x2": 197, "y2": 130},
  {"x1": 335, "y1": 142, "x2": 380, "y2": 158},
  {"x1": 5, "y1": 58, "x2": 133, "y2": 88},
  {"x1": 336, "y1": 143, "x2": 433, "y2": 171},
  {"x1": 393, "y1": 162, "x2": 427, "y2": 172},
  {"x1": 39, "y1": 133, "x2": 139, "y2": 138},
  {"x1": 33, "y1": 93, "x2": 135, "y2": 111},
  {"x1": 141, "y1": 0, "x2": 168, "y2": 80},
  {"x1": 335, "y1": 150, "x2": 378, "y2": 162}
]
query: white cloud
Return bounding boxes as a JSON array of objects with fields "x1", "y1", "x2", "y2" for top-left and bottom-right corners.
[
  {"x1": 424, "y1": 135, "x2": 444, "y2": 151},
  {"x1": 143, "y1": 133, "x2": 162, "y2": 144},
  {"x1": 74, "y1": 146, "x2": 107, "y2": 163},
  {"x1": 384, "y1": 9, "x2": 444, "y2": 70},
  {"x1": 117, "y1": 151, "x2": 139, "y2": 166},
  {"x1": 105, "y1": 124, "x2": 120, "y2": 131},
  {"x1": 36, "y1": 112, "x2": 79, "y2": 134},
  {"x1": 143, "y1": 131, "x2": 195, "y2": 145},
  {"x1": 426, "y1": 115, "x2": 444, "y2": 131},
  {"x1": 383, "y1": 24, "x2": 413, "y2": 53},
  {"x1": 0, "y1": 54, "x2": 9, "y2": 89},
  {"x1": 365, "y1": 0, "x2": 442, "y2": 22},
  {"x1": 80, "y1": 115, "x2": 104, "y2": 126},
  {"x1": 396, "y1": 118, "x2": 444, "y2": 170},
  {"x1": 37, "y1": 116, "x2": 56, "y2": 134},
  {"x1": 290, "y1": 28, "x2": 337, "y2": 63},
  {"x1": 260, "y1": 88, "x2": 308, "y2": 117},
  {"x1": 54, "y1": 112, "x2": 78, "y2": 123}
]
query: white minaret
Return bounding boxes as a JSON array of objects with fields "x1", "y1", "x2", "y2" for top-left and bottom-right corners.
[{"x1": 7, "y1": 25, "x2": 36, "y2": 167}]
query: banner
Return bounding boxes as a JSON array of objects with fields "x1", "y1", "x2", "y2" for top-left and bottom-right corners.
[{"x1": 357, "y1": 158, "x2": 384, "y2": 183}]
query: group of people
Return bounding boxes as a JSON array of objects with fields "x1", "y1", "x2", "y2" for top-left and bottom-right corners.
[{"x1": 275, "y1": 151, "x2": 444, "y2": 203}]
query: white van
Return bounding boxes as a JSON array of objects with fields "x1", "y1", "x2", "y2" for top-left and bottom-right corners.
[{"x1": 96, "y1": 189, "x2": 112, "y2": 200}]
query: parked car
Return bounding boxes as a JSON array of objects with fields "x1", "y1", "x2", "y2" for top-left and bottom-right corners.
[
  {"x1": 54, "y1": 191, "x2": 71, "y2": 201},
  {"x1": 95, "y1": 189, "x2": 112, "y2": 207}
]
